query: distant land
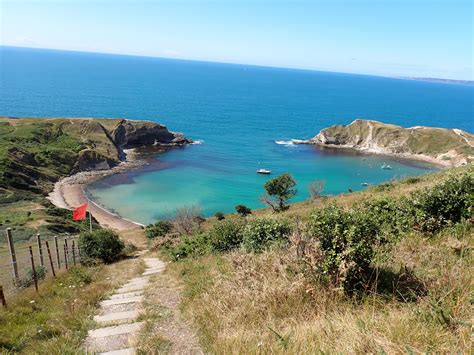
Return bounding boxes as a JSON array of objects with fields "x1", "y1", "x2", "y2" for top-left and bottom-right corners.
[{"x1": 399, "y1": 77, "x2": 474, "y2": 85}]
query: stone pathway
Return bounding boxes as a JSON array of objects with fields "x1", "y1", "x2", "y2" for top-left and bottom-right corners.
[{"x1": 83, "y1": 258, "x2": 166, "y2": 354}]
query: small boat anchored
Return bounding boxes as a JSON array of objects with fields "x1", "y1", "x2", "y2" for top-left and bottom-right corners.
[
  {"x1": 361, "y1": 182, "x2": 369, "y2": 187},
  {"x1": 381, "y1": 163, "x2": 393, "y2": 170},
  {"x1": 257, "y1": 168, "x2": 271, "y2": 175}
]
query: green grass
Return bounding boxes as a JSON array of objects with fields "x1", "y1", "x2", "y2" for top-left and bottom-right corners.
[
  {"x1": 160, "y1": 165, "x2": 473, "y2": 353},
  {"x1": 0, "y1": 256, "x2": 143, "y2": 353}
]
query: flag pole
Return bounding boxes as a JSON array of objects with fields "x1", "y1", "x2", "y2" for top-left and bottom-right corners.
[{"x1": 88, "y1": 199, "x2": 93, "y2": 232}]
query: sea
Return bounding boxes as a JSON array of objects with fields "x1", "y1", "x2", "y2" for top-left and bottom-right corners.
[{"x1": 1, "y1": 46, "x2": 473, "y2": 223}]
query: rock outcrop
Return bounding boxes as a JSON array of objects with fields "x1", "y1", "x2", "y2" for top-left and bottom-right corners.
[
  {"x1": 308, "y1": 119, "x2": 474, "y2": 167},
  {"x1": 0, "y1": 117, "x2": 191, "y2": 194}
]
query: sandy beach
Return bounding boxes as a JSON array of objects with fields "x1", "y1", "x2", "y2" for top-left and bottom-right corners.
[{"x1": 47, "y1": 149, "x2": 146, "y2": 232}]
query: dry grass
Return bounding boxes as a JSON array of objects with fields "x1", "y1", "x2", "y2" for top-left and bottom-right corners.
[
  {"x1": 137, "y1": 255, "x2": 203, "y2": 354},
  {"x1": 169, "y1": 228, "x2": 472, "y2": 353},
  {"x1": 0, "y1": 255, "x2": 144, "y2": 353},
  {"x1": 167, "y1": 166, "x2": 473, "y2": 353}
]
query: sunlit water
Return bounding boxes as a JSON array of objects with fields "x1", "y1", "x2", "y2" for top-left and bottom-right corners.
[{"x1": 1, "y1": 47, "x2": 472, "y2": 223}]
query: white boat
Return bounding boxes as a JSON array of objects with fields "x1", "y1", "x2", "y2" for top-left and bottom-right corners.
[
  {"x1": 361, "y1": 182, "x2": 369, "y2": 186},
  {"x1": 381, "y1": 163, "x2": 393, "y2": 170},
  {"x1": 257, "y1": 169, "x2": 271, "y2": 175}
]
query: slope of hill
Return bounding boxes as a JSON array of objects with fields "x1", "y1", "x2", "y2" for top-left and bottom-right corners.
[
  {"x1": 308, "y1": 119, "x2": 474, "y2": 167},
  {"x1": 0, "y1": 117, "x2": 189, "y2": 243}
]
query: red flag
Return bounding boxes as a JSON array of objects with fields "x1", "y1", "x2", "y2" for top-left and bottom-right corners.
[{"x1": 73, "y1": 203, "x2": 88, "y2": 221}]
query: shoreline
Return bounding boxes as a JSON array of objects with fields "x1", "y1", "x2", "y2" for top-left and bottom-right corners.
[
  {"x1": 47, "y1": 149, "x2": 147, "y2": 231},
  {"x1": 303, "y1": 142, "x2": 453, "y2": 168}
]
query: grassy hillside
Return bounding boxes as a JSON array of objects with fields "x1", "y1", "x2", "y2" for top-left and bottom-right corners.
[
  {"x1": 0, "y1": 116, "x2": 185, "y2": 244},
  {"x1": 311, "y1": 119, "x2": 474, "y2": 167},
  {"x1": 151, "y1": 165, "x2": 473, "y2": 352}
]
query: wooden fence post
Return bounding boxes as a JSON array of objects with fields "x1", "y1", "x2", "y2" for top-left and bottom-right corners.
[
  {"x1": 54, "y1": 236, "x2": 61, "y2": 269},
  {"x1": 45, "y1": 241, "x2": 56, "y2": 277},
  {"x1": 72, "y1": 240, "x2": 76, "y2": 266},
  {"x1": 64, "y1": 243, "x2": 68, "y2": 270},
  {"x1": 6, "y1": 228, "x2": 19, "y2": 285},
  {"x1": 64, "y1": 238, "x2": 69, "y2": 263},
  {"x1": 0, "y1": 286, "x2": 6, "y2": 307},
  {"x1": 28, "y1": 246, "x2": 38, "y2": 292},
  {"x1": 36, "y1": 234, "x2": 44, "y2": 267}
]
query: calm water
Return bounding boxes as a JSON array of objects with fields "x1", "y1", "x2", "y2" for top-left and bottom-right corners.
[{"x1": 1, "y1": 46, "x2": 473, "y2": 223}]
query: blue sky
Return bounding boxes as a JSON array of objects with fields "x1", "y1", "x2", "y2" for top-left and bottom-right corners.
[{"x1": 1, "y1": 0, "x2": 472, "y2": 79}]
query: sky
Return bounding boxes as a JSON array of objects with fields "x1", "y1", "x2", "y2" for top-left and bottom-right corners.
[{"x1": 1, "y1": 0, "x2": 473, "y2": 80}]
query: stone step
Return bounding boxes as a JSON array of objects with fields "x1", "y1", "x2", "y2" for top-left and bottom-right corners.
[
  {"x1": 100, "y1": 348, "x2": 136, "y2": 355},
  {"x1": 142, "y1": 267, "x2": 166, "y2": 276},
  {"x1": 100, "y1": 296, "x2": 143, "y2": 307},
  {"x1": 116, "y1": 284, "x2": 146, "y2": 293},
  {"x1": 85, "y1": 333, "x2": 134, "y2": 353},
  {"x1": 88, "y1": 322, "x2": 144, "y2": 338},
  {"x1": 110, "y1": 291, "x2": 144, "y2": 299},
  {"x1": 94, "y1": 310, "x2": 141, "y2": 325},
  {"x1": 144, "y1": 258, "x2": 166, "y2": 269}
]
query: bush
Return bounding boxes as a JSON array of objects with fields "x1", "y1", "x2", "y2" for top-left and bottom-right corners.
[
  {"x1": 307, "y1": 205, "x2": 380, "y2": 294},
  {"x1": 363, "y1": 196, "x2": 416, "y2": 240},
  {"x1": 235, "y1": 204, "x2": 252, "y2": 217},
  {"x1": 18, "y1": 266, "x2": 48, "y2": 289},
  {"x1": 412, "y1": 173, "x2": 473, "y2": 232},
  {"x1": 242, "y1": 217, "x2": 292, "y2": 252},
  {"x1": 209, "y1": 219, "x2": 245, "y2": 252},
  {"x1": 173, "y1": 205, "x2": 204, "y2": 235},
  {"x1": 78, "y1": 229, "x2": 124, "y2": 263},
  {"x1": 214, "y1": 212, "x2": 225, "y2": 220},
  {"x1": 165, "y1": 233, "x2": 212, "y2": 261},
  {"x1": 145, "y1": 220, "x2": 173, "y2": 239}
]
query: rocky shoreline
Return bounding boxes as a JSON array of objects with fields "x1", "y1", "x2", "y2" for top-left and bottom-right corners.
[{"x1": 302, "y1": 119, "x2": 474, "y2": 168}]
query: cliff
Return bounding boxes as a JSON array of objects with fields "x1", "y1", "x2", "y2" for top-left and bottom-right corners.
[
  {"x1": 0, "y1": 117, "x2": 189, "y2": 240},
  {"x1": 309, "y1": 119, "x2": 474, "y2": 167},
  {"x1": 0, "y1": 117, "x2": 189, "y2": 193}
]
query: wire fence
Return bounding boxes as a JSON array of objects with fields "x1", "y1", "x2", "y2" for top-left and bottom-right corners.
[{"x1": 0, "y1": 228, "x2": 82, "y2": 303}]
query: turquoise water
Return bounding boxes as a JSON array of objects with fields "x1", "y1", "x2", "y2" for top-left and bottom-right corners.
[{"x1": 1, "y1": 47, "x2": 473, "y2": 223}]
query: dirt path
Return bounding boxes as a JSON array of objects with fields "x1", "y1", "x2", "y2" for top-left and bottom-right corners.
[{"x1": 83, "y1": 257, "x2": 202, "y2": 354}]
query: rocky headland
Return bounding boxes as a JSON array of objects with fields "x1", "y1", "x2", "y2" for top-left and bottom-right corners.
[
  {"x1": 0, "y1": 117, "x2": 190, "y2": 238},
  {"x1": 306, "y1": 119, "x2": 474, "y2": 167}
]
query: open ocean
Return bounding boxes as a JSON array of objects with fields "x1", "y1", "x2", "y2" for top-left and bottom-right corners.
[{"x1": 1, "y1": 46, "x2": 473, "y2": 223}]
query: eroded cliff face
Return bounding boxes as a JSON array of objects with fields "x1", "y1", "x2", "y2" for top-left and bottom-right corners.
[
  {"x1": 309, "y1": 119, "x2": 474, "y2": 167},
  {"x1": 112, "y1": 119, "x2": 189, "y2": 149},
  {"x1": 0, "y1": 117, "x2": 190, "y2": 194}
]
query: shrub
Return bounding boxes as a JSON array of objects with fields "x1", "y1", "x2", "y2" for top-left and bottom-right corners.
[
  {"x1": 214, "y1": 212, "x2": 225, "y2": 220},
  {"x1": 242, "y1": 217, "x2": 292, "y2": 252},
  {"x1": 17, "y1": 266, "x2": 48, "y2": 288},
  {"x1": 363, "y1": 196, "x2": 416, "y2": 240},
  {"x1": 165, "y1": 233, "x2": 212, "y2": 261},
  {"x1": 412, "y1": 173, "x2": 473, "y2": 232},
  {"x1": 262, "y1": 173, "x2": 297, "y2": 212},
  {"x1": 173, "y1": 205, "x2": 204, "y2": 235},
  {"x1": 78, "y1": 229, "x2": 124, "y2": 263},
  {"x1": 307, "y1": 205, "x2": 380, "y2": 294},
  {"x1": 209, "y1": 219, "x2": 245, "y2": 252},
  {"x1": 145, "y1": 220, "x2": 173, "y2": 239},
  {"x1": 235, "y1": 204, "x2": 252, "y2": 217}
]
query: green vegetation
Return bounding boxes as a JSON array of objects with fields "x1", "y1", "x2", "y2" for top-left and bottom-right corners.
[
  {"x1": 262, "y1": 173, "x2": 297, "y2": 212},
  {"x1": 78, "y1": 229, "x2": 125, "y2": 263},
  {"x1": 312, "y1": 119, "x2": 474, "y2": 167},
  {"x1": 214, "y1": 211, "x2": 225, "y2": 220},
  {"x1": 145, "y1": 220, "x2": 173, "y2": 239},
  {"x1": 158, "y1": 166, "x2": 473, "y2": 352},
  {"x1": 0, "y1": 116, "x2": 181, "y2": 245},
  {"x1": 0, "y1": 257, "x2": 143, "y2": 353},
  {"x1": 235, "y1": 204, "x2": 252, "y2": 217}
]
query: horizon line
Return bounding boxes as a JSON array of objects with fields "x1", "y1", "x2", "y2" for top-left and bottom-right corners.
[{"x1": 1, "y1": 44, "x2": 473, "y2": 84}]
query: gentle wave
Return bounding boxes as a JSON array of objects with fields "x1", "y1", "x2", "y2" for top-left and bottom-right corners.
[
  {"x1": 191, "y1": 139, "x2": 204, "y2": 145},
  {"x1": 275, "y1": 139, "x2": 306, "y2": 146}
]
